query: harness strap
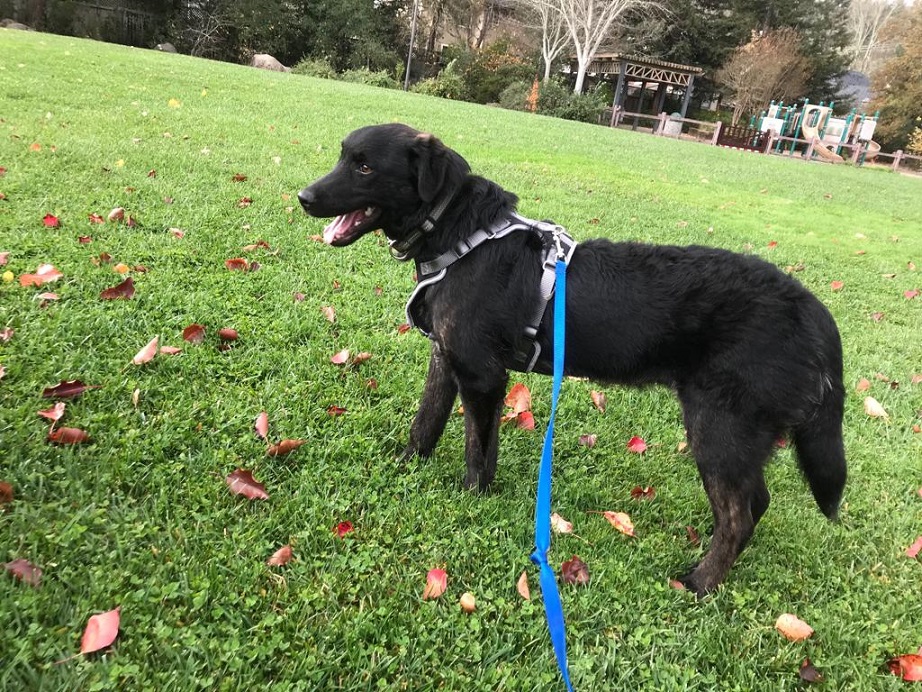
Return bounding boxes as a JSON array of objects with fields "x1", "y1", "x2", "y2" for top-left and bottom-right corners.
[{"x1": 390, "y1": 188, "x2": 458, "y2": 261}]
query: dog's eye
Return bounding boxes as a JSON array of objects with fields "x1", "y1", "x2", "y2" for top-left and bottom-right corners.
[{"x1": 358, "y1": 164, "x2": 372, "y2": 175}]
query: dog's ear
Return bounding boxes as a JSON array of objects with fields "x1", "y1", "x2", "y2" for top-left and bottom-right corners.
[{"x1": 411, "y1": 132, "x2": 470, "y2": 203}]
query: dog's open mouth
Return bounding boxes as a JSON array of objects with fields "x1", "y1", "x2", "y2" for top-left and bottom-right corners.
[{"x1": 322, "y1": 207, "x2": 382, "y2": 246}]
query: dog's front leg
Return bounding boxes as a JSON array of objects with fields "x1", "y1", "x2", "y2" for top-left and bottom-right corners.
[
  {"x1": 402, "y1": 342, "x2": 458, "y2": 460},
  {"x1": 458, "y1": 373, "x2": 507, "y2": 491}
]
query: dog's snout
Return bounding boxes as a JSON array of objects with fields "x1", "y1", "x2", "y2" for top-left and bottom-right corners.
[{"x1": 298, "y1": 187, "x2": 316, "y2": 210}]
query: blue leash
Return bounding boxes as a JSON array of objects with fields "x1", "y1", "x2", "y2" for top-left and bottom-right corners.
[{"x1": 529, "y1": 256, "x2": 574, "y2": 691}]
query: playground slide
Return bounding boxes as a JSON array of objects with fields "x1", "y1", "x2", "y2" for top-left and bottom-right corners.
[
  {"x1": 867, "y1": 140, "x2": 881, "y2": 160},
  {"x1": 801, "y1": 116, "x2": 844, "y2": 163}
]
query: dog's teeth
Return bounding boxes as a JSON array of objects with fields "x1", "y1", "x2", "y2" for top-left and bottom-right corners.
[{"x1": 365, "y1": 207, "x2": 374, "y2": 216}]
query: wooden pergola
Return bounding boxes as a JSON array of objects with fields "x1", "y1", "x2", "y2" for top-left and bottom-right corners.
[{"x1": 583, "y1": 53, "x2": 704, "y2": 119}]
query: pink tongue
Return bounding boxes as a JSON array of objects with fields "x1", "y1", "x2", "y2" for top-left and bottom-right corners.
[{"x1": 323, "y1": 210, "x2": 366, "y2": 244}]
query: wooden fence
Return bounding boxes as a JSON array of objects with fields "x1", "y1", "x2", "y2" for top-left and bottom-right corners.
[{"x1": 604, "y1": 107, "x2": 922, "y2": 175}]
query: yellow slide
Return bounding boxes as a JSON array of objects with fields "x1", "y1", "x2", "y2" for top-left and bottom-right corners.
[{"x1": 801, "y1": 105, "x2": 844, "y2": 163}]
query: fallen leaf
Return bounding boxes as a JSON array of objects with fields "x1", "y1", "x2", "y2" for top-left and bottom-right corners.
[
  {"x1": 561, "y1": 555, "x2": 590, "y2": 585},
  {"x1": 911, "y1": 374, "x2": 922, "y2": 385},
  {"x1": 505, "y1": 383, "x2": 531, "y2": 415},
  {"x1": 327, "y1": 405, "x2": 347, "y2": 416},
  {"x1": 775, "y1": 613, "x2": 814, "y2": 641},
  {"x1": 218, "y1": 328, "x2": 238, "y2": 341},
  {"x1": 422, "y1": 568, "x2": 447, "y2": 600},
  {"x1": 254, "y1": 412, "x2": 269, "y2": 440},
  {"x1": 799, "y1": 658, "x2": 823, "y2": 683},
  {"x1": 267, "y1": 439, "x2": 305, "y2": 457},
  {"x1": 182, "y1": 324, "x2": 206, "y2": 344},
  {"x1": 863, "y1": 396, "x2": 888, "y2": 418},
  {"x1": 906, "y1": 536, "x2": 922, "y2": 558},
  {"x1": 225, "y1": 258, "x2": 249, "y2": 271},
  {"x1": 870, "y1": 311, "x2": 885, "y2": 322},
  {"x1": 330, "y1": 349, "x2": 350, "y2": 365},
  {"x1": 335, "y1": 521, "x2": 354, "y2": 538},
  {"x1": 856, "y1": 378, "x2": 871, "y2": 392},
  {"x1": 131, "y1": 336, "x2": 159, "y2": 365},
  {"x1": 36, "y1": 292, "x2": 59, "y2": 302},
  {"x1": 159, "y1": 346, "x2": 181, "y2": 355},
  {"x1": 578, "y1": 434, "x2": 597, "y2": 448},
  {"x1": 107, "y1": 207, "x2": 124, "y2": 222},
  {"x1": 550, "y1": 512, "x2": 573, "y2": 534},
  {"x1": 42, "y1": 380, "x2": 101, "y2": 399},
  {"x1": 37, "y1": 402, "x2": 66, "y2": 422},
  {"x1": 517, "y1": 570, "x2": 531, "y2": 600},
  {"x1": 80, "y1": 607, "x2": 120, "y2": 654},
  {"x1": 5, "y1": 558, "x2": 41, "y2": 587},
  {"x1": 132, "y1": 388, "x2": 140, "y2": 407},
  {"x1": 321, "y1": 305, "x2": 336, "y2": 323},
  {"x1": 627, "y1": 436, "x2": 647, "y2": 453},
  {"x1": 352, "y1": 352, "x2": 372, "y2": 365},
  {"x1": 515, "y1": 411, "x2": 536, "y2": 430},
  {"x1": 630, "y1": 485, "x2": 656, "y2": 500},
  {"x1": 590, "y1": 390, "x2": 607, "y2": 413},
  {"x1": 830, "y1": 280, "x2": 844, "y2": 291},
  {"x1": 685, "y1": 525, "x2": 700, "y2": 546},
  {"x1": 87, "y1": 213, "x2": 104, "y2": 224},
  {"x1": 19, "y1": 263, "x2": 62, "y2": 287},
  {"x1": 767, "y1": 240, "x2": 778, "y2": 249},
  {"x1": 0, "y1": 252, "x2": 7, "y2": 266},
  {"x1": 42, "y1": 213, "x2": 60, "y2": 228},
  {"x1": 0, "y1": 481, "x2": 12, "y2": 505},
  {"x1": 460, "y1": 592, "x2": 476, "y2": 613},
  {"x1": 169, "y1": 228, "x2": 185, "y2": 239},
  {"x1": 237, "y1": 197, "x2": 253, "y2": 208},
  {"x1": 293, "y1": 292, "x2": 305, "y2": 302},
  {"x1": 99, "y1": 277, "x2": 135, "y2": 300},
  {"x1": 232, "y1": 173, "x2": 247, "y2": 182},
  {"x1": 600, "y1": 510, "x2": 635, "y2": 536},
  {"x1": 242, "y1": 240, "x2": 271, "y2": 252},
  {"x1": 888, "y1": 653, "x2": 922, "y2": 681},
  {"x1": 267, "y1": 545, "x2": 293, "y2": 566},
  {"x1": 48, "y1": 427, "x2": 90, "y2": 444},
  {"x1": 113, "y1": 263, "x2": 130, "y2": 275},
  {"x1": 905, "y1": 290, "x2": 919, "y2": 300},
  {"x1": 0, "y1": 327, "x2": 13, "y2": 342},
  {"x1": 397, "y1": 323, "x2": 411, "y2": 334},
  {"x1": 226, "y1": 468, "x2": 269, "y2": 500}
]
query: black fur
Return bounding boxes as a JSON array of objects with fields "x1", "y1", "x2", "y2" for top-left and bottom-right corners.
[{"x1": 299, "y1": 123, "x2": 847, "y2": 595}]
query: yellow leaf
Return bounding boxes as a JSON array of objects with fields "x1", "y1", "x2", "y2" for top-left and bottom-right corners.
[{"x1": 168, "y1": 98, "x2": 181, "y2": 108}]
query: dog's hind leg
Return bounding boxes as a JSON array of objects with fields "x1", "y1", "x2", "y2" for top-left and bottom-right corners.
[
  {"x1": 677, "y1": 403, "x2": 777, "y2": 596},
  {"x1": 403, "y1": 343, "x2": 458, "y2": 460}
]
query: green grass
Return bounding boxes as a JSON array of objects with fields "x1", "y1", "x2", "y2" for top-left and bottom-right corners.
[{"x1": 1, "y1": 29, "x2": 921, "y2": 691}]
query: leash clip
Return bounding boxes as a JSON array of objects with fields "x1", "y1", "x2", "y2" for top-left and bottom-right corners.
[{"x1": 552, "y1": 226, "x2": 566, "y2": 260}]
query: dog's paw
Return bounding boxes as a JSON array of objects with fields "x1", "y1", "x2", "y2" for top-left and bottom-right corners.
[{"x1": 675, "y1": 567, "x2": 720, "y2": 598}]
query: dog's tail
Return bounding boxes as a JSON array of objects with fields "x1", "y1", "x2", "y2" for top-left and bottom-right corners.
[{"x1": 792, "y1": 366, "x2": 847, "y2": 520}]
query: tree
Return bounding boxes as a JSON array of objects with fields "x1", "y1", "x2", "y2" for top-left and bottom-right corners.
[
  {"x1": 716, "y1": 27, "x2": 811, "y2": 126},
  {"x1": 847, "y1": 0, "x2": 900, "y2": 73},
  {"x1": 869, "y1": 3, "x2": 922, "y2": 151},
  {"x1": 513, "y1": 0, "x2": 570, "y2": 82}
]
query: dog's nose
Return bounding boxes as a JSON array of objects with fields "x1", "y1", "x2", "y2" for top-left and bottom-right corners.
[{"x1": 298, "y1": 188, "x2": 316, "y2": 210}]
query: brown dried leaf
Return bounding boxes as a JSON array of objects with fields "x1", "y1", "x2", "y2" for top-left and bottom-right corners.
[
  {"x1": 226, "y1": 468, "x2": 269, "y2": 500},
  {"x1": 267, "y1": 544, "x2": 293, "y2": 566},
  {"x1": 266, "y1": 439, "x2": 305, "y2": 457}
]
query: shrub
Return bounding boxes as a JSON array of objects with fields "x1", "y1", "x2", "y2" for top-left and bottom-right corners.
[
  {"x1": 291, "y1": 57, "x2": 337, "y2": 79},
  {"x1": 498, "y1": 81, "x2": 533, "y2": 112},
  {"x1": 339, "y1": 68, "x2": 399, "y2": 89},
  {"x1": 537, "y1": 79, "x2": 609, "y2": 124},
  {"x1": 412, "y1": 60, "x2": 469, "y2": 100}
]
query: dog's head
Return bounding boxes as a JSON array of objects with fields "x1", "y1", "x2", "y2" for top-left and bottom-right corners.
[{"x1": 298, "y1": 123, "x2": 470, "y2": 247}]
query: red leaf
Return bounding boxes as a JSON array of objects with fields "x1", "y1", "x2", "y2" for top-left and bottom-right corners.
[
  {"x1": 327, "y1": 405, "x2": 347, "y2": 416},
  {"x1": 335, "y1": 521, "x2": 354, "y2": 538},
  {"x1": 578, "y1": 434, "x2": 597, "y2": 448},
  {"x1": 515, "y1": 411, "x2": 536, "y2": 430},
  {"x1": 182, "y1": 324, "x2": 206, "y2": 344},
  {"x1": 107, "y1": 207, "x2": 125, "y2": 222},
  {"x1": 237, "y1": 197, "x2": 253, "y2": 208},
  {"x1": 905, "y1": 289, "x2": 919, "y2": 300},
  {"x1": 78, "y1": 235, "x2": 92, "y2": 244},
  {"x1": 627, "y1": 436, "x2": 647, "y2": 453},
  {"x1": 0, "y1": 481, "x2": 12, "y2": 505},
  {"x1": 225, "y1": 258, "x2": 249, "y2": 271},
  {"x1": 870, "y1": 311, "x2": 884, "y2": 322},
  {"x1": 226, "y1": 468, "x2": 269, "y2": 500},
  {"x1": 685, "y1": 525, "x2": 701, "y2": 546},
  {"x1": 590, "y1": 390, "x2": 607, "y2": 413},
  {"x1": 330, "y1": 349, "x2": 350, "y2": 365},
  {"x1": 254, "y1": 411, "x2": 269, "y2": 440},
  {"x1": 99, "y1": 276, "x2": 135, "y2": 300},
  {"x1": 87, "y1": 213, "x2": 104, "y2": 224},
  {"x1": 131, "y1": 336, "x2": 159, "y2": 365},
  {"x1": 505, "y1": 383, "x2": 532, "y2": 414},
  {"x1": 267, "y1": 545, "x2": 293, "y2": 566},
  {"x1": 242, "y1": 240, "x2": 271, "y2": 252},
  {"x1": 906, "y1": 536, "x2": 922, "y2": 558},
  {"x1": 42, "y1": 380, "x2": 101, "y2": 399},
  {"x1": 888, "y1": 653, "x2": 922, "y2": 681},
  {"x1": 80, "y1": 607, "x2": 120, "y2": 654},
  {"x1": 19, "y1": 263, "x2": 62, "y2": 287},
  {"x1": 48, "y1": 426, "x2": 90, "y2": 444},
  {"x1": 267, "y1": 439, "x2": 305, "y2": 457},
  {"x1": 147, "y1": 169, "x2": 157, "y2": 178},
  {"x1": 169, "y1": 228, "x2": 185, "y2": 239},
  {"x1": 799, "y1": 658, "x2": 823, "y2": 683},
  {"x1": 37, "y1": 402, "x2": 66, "y2": 422},
  {"x1": 218, "y1": 328, "x2": 238, "y2": 341},
  {"x1": 0, "y1": 251, "x2": 8, "y2": 265},
  {"x1": 397, "y1": 323, "x2": 411, "y2": 334},
  {"x1": 561, "y1": 555, "x2": 590, "y2": 585},
  {"x1": 293, "y1": 292, "x2": 306, "y2": 302},
  {"x1": 830, "y1": 280, "x2": 844, "y2": 291},
  {"x1": 767, "y1": 240, "x2": 778, "y2": 249},
  {"x1": 159, "y1": 345, "x2": 182, "y2": 355},
  {"x1": 42, "y1": 213, "x2": 60, "y2": 228},
  {"x1": 352, "y1": 352, "x2": 372, "y2": 365},
  {"x1": 232, "y1": 173, "x2": 247, "y2": 182},
  {"x1": 422, "y1": 568, "x2": 447, "y2": 599},
  {"x1": 775, "y1": 613, "x2": 814, "y2": 641},
  {"x1": 5, "y1": 558, "x2": 41, "y2": 587},
  {"x1": 856, "y1": 378, "x2": 871, "y2": 392},
  {"x1": 630, "y1": 485, "x2": 656, "y2": 500}
]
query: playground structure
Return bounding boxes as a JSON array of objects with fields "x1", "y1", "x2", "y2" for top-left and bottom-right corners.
[{"x1": 754, "y1": 100, "x2": 881, "y2": 165}]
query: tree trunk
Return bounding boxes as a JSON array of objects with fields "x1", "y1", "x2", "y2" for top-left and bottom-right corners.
[
  {"x1": 573, "y1": 56, "x2": 589, "y2": 93},
  {"x1": 425, "y1": 3, "x2": 443, "y2": 59}
]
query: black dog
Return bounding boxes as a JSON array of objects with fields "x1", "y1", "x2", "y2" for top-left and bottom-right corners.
[{"x1": 299, "y1": 123, "x2": 846, "y2": 595}]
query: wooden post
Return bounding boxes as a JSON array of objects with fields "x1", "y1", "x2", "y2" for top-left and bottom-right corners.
[
  {"x1": 711, "y1": 121, "x2": 723, "y2": 146},
  {"x1": 892, "y1": 149, "x2": 903, "y2": 172},
  {"x1": 655, "y1": 112, "x2": 666, "y2": 136},
  {"x1": 763, "y1": 132, "x2": 776, "y2": 155},
  {"x1": 806, "y1": 137, "x2": 817, "y2": 160}
]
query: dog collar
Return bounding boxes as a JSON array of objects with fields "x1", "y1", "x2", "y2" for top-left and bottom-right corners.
[
  {"x1": 405, "y1": 213, "x2": 576, "y2": 372},
  {"x1": 389, "y1": 188, "x2": 457, "y2": 261}
]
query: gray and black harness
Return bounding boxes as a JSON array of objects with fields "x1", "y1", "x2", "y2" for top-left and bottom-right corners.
[{"x1": 398, "y1": 212, "x2": 577, "y2": 372}]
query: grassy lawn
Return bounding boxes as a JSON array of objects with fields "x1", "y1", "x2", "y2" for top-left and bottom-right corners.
[{"x1": 1, "y1": 29, "x2": 921, "y2": 690}]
